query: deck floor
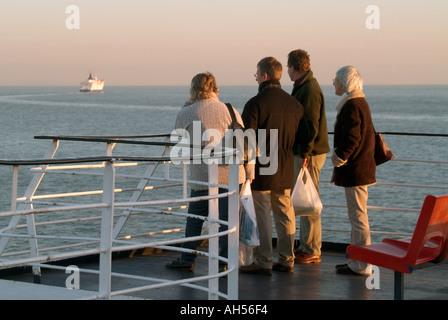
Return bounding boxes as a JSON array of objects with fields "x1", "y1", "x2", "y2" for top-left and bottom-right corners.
[{"x1": 1, "y1": 248, "x2": 447, "y2": 301}]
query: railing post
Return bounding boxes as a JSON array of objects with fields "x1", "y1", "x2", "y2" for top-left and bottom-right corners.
[
  {"x1": 99, "y1": 160, "x2": 115, "y2": 299},
  {"x1": 227, "y1": 156, "x2": 239, "y2": 300},
  {"x1": 183, "y1": 163, "x2": 188, "y2": 199},
  {"x1": 208, "y1": 160, "x2": 219, "y2": 300}
]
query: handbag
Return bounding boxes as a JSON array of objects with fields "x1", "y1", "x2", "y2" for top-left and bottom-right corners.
[
  {"x1": 374, "y1": 131, "x2": 394, "y2": 166},
  {"x1": 291, "y1": 167, "x2": 323, "y2": 217},
  {"x1": 239, "y1": 179, "x2": 260, "y2": 247}
]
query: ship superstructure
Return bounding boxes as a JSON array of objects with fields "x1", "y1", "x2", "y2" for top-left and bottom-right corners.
[{"x1": 80, "y1": 73, "x2": 105, "y2": 92}]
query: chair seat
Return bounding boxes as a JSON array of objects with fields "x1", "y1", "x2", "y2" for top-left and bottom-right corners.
[{"x1": 347, "y1": 237, "x2": 444, "y2": 274}]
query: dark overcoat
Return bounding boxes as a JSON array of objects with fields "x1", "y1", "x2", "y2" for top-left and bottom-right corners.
[
  {"x1": 332, "y1": 97, "x2": 376, "y2": 187},
  {"x1": 242, "y1": 80, "x2": 305, "y2": 190}
]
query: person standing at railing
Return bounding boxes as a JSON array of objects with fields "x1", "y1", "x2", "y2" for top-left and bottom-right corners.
[
  {"x1": 166, "y1": 72, "x2": 254, "y2": 272},
  {"x1": 239, "y1": 57, "x2": 307, "y2": 275},
  {"x1": 331, "y1": 66, "x2": 376, "y2": 276},
  {"x1": 287, "y1": 49, "x2": 330, "y2": 264}
]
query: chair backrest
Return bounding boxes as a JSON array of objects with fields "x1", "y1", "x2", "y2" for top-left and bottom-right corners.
[{"x1": 406, "y1": 194, "x2": 448, "y2": 264}]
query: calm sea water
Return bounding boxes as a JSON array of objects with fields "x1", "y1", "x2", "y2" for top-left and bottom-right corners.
[{"x1": 0, "y1": 85, "x2": 447, "y2": 246}]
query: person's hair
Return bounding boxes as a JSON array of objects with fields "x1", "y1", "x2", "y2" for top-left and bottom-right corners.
[
  {"x1": 187, "y1": 72, "x2": 219, "y2": 104},
  {"x1": 335, "y1": 66, "x2": 364, "y2": 93},
  {"x1": 287, "y1": 49, "x2": 311, "y2": 72},
  {"x1": 257, "y1": 57, "x2": 282, "y2": 81}
]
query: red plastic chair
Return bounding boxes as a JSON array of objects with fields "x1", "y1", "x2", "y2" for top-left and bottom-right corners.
[{"x1": 346, "y1": 194, "x2": 448, "y2": 299}]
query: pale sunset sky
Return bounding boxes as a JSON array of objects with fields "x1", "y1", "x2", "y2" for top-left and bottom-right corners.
[{"x1": 1, "y1": 0, "x2": 447, "y2": 86}]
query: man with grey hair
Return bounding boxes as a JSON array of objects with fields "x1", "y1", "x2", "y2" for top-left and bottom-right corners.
[{"x1": 287, "y1": 49, "x2": 330, "y2": 264}]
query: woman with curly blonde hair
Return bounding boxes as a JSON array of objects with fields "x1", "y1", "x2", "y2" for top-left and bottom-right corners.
[
  {"x1": 167, "y1": 72, "x2": 254, "y2": 271},
  {"x1": 185, "y1": 72, "x2": 220, "y2": 105}
]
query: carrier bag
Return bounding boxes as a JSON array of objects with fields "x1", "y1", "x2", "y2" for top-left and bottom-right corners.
[
  {"x1": 291, "y1": 167, "x2": 323, "y2": 217},
  {"x1": 239, "y1": 179, "x2": 260, "y2": 247}
]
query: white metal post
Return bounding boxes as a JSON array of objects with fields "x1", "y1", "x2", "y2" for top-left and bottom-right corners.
[
  {"x1": 11, "y1": 165, "x2": 18, "y2": 212},
  {"x1": 208, "y1": 160, "x2": 219, "y2": 300},
  {"x1": 183, "y1": 163, "x2": 188, "y2": 199},
  {"x1": 99, "y1": 160, "x2": 115, "y2": 299},
  {"x1": 227, "y1": 157, "x2": 239, "y2": 300}
]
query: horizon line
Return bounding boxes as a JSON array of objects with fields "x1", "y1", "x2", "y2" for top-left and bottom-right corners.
[{"x1": 1, "y1": 83, "x2": 447, "y2": 87}]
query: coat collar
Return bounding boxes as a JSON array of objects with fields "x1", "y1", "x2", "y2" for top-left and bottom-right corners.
[
  {"x1": 335, "y1": 89, "x2": 366, "y2": 114},
  {"x1": 258, "y1": 79, "x2": 281, "y2": 93},
  {"x1": 293, "y1": 71, "x2": 312, "y2": 87}
]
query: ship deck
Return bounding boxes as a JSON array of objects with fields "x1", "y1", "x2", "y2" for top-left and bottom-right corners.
[{"x1": 1, "y1": 245, "x2": 447, "y2": 301}]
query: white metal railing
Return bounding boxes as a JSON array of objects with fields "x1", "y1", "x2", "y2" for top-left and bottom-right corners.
[
  {"x1": 1, "y1": 132, "x2": 447, "y2": 298},
  {"x1": 0, "y1": 134, "x2": 240, "y2": 300}
]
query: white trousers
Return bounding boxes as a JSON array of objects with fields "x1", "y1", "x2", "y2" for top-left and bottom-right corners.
[{"x1": 345, "y1": 185, "x2": 373, "y2": 275}]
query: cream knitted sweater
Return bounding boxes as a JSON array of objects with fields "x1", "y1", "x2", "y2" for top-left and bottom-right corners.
[{"x1": 174, "y1": 94, "x2": 254, "y2": 190}]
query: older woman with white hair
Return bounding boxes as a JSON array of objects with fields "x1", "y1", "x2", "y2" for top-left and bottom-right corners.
[{"x1": 331, "y1": 66, "x2": 376, "y2": 276}]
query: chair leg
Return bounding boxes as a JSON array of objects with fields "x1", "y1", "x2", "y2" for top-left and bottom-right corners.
[{"x1": 394, "y1": 271, "x2": 404, "y2": 300}]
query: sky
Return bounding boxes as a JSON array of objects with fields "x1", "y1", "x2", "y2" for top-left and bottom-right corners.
[{"x1": 1, "y1": 0, "x2": 447, "y2": 86}]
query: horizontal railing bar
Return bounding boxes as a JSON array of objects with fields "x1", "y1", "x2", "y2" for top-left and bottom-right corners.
[
  {"x1": 321, "y1": 180, "x2": 448, "y2": 190},
  {"x1": 35, "y1": 133, "x2": 173, "y2": 140},
  {"x1": 323, "y1": 203, "x2": 420, "y2": 213},
  {"x1": 328, "y1": 131, "x2": 448, "y2": 137},
  {"x1": 23, "y1": 261, "x2": 230, "y2": 300},
  {"x1": 31, "y1": 162, "x2": 144, "y2": 171},
  {"x1": 322, "y1": 227, "x2": 413, "y2": 237},
  {"x1": 17, "y1": 183, "x2": 182, "y2": 201},
  {"x1": 0, "y1": 150, "x2": 237, "y2": 166},
  {"x1": 110, "y1": 227, "x2": 236, "y2": 254},
  {"x1": 0, "y1": 203, "x2": 109, "y2": 218},
  {"x1": 0, "y1": 248, "x2": 104, "y2": 268}
]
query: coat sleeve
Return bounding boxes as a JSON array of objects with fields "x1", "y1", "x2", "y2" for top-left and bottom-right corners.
[{"x1": 241, "y1": 98, "x2": 259, "y2": 131}]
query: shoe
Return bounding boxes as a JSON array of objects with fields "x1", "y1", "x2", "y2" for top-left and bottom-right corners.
[
  {"x1": 335, "y1": 265, "x2": 363, "y2": 276},
  {"x1": 239, "y1": 262, "x2": 272, "y2": 276},
  {"x1": 294, "y1": 252, "x2": 321, "y2": 264},
  {"x1": 272, "y1": 262, "x2": 293, "y2": 273},
  {"x1": 165, "y1": 258, "x2": 194, "y2": 271}
]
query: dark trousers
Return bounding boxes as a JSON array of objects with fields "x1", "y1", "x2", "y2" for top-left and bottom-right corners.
[{"x1": 181, "y1": 188, "x2": 229, "y2": 264}]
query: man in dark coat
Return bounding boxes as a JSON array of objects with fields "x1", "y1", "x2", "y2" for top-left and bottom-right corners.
[
  {"x1": 287, "y1": 49, "x2": 330, "y2": 264},
  {"x1": 240, "y1": 57, "x2": 306, "y2": 274}
]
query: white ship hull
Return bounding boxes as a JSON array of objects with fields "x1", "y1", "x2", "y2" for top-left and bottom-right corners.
[{"x1": 80, "y1": 73, "x2": 105, "y2": 92}]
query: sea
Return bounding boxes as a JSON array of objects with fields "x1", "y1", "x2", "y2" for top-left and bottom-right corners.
[{"x1": 0, "y1": 85, "x2": 447, "y2": 250}]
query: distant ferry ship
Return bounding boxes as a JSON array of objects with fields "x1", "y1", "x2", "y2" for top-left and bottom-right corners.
[{"x1": 80, "y1": 73, "x2": 105, "y2": 93}]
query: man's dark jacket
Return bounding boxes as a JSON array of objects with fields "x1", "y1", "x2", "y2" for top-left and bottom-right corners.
[
  {"x1": 291, "y1": 71, "x2": 330, "y2": 158},
  {"x1": 242, "y1": 80, "x2": 306, "y2": 190}
]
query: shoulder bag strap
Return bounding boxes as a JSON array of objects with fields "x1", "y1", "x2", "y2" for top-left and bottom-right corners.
[{"x1": 225, "y1": 103, "x2": 238, "y2": 129}]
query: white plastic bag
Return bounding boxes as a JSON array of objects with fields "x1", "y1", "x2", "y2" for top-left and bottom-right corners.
[
  {"x1": 239, "y1": 242, "x2": 254, "y2": 266},
  {"x1": 239, "y1": 179, "x2": 260, "y2": 247},
  {"x1": 291, "y1": 167, "x2": 323, "y2": 217}
]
